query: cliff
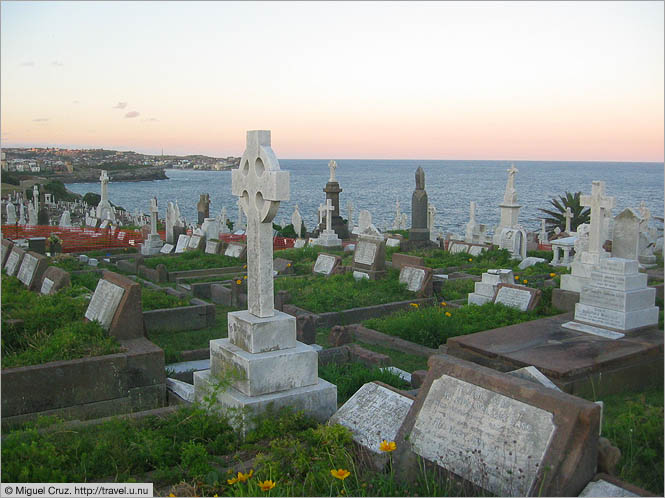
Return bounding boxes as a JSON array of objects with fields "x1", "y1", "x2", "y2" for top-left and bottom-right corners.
[{"x1": 50, "y1": 167, "x2": 169, "y2": 183}]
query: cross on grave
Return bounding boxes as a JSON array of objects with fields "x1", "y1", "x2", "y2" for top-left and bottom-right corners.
[
  {"x1": 580, "y1": 181, "x2": 615, "y2": 255},
  {"x1": 150, "y1": 197, "x2": 158, "y2": 235},
  {"x1": 564, "y1": 207, "x2": 573, "y2": 233},
  {"x1": 324, "y1": 198, "x2": 334, "y2": 232},
  {"x1": 231, "y1": 130, "x2": 289, "y2": 318}
]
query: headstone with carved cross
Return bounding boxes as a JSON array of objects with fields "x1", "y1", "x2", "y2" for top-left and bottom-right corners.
[
  {"x1": 314, "y1": 198, "x2": 342, "y2": 247},
  {"x1": 141, "y1": 197, "x2": 164, "y2": 255},
  {"x1": 193, "y1": 130, "x2": 336, "y2": 433}
]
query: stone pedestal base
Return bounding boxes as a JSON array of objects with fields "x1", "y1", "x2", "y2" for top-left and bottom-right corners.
[
  {"x1": 141, "y1": 234, "x2": 164, "y2": 255},
  {"x1": 408, "y1": 227, "x2": 430, "y2": 242},
  {"x1": 313, "y1": 231, "x2": 342, "y2": 247},
  {"x1": 194, "y1": 370, "x2": 337, "y2": 433}
]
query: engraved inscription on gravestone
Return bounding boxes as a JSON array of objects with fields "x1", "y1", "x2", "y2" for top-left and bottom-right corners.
[
  {"x1": 40, "y1": 277, "x2": 55, "y2": 295},
  {"x1": 410, "y1": 375, "x2": 555, "y2": 497},
  {"x1": 494, "y1": 286, "x2": 533, "y2": 312},
  {"x1": 175, "y1": 235, "x2": 190, "y2": 253},
  {"x1": 85, "y1": 279, "x2": 126, "y2": 330},
  {"x1": 354, "y1": 240, "x2": 377, "y2": 266},
  {"x1": 205, "y1": 240, "x2": 220, "y2": 254},
  {"x1": 5, "y1": 251, "x2": 21, "y2": 276},
  {"x1": 313, "y1": 254, "x2": 336, "y2": 275},
  {"x1": 225, "y1": 243, "x2": 245, "y2": 258},
  {"x1": 160, "y1": 243, "x2": 174, "y2": 254},
  {"x1": 399, "y1": 266, "x2": 426, "y2": 292},
  {"x1": 330, "y1": 382, "x2": 413, "y2": 454},
  {"x1": 17, "y1": 253, "x2": 38, "y2": 287}
]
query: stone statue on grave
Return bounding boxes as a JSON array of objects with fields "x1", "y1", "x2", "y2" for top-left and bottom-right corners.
[
  {"x1": 503, "y1": 164, "x2": 519, "y2": 205},
  {"x1": 328, "y1": 160, "x2": 337, "y2": 183}
]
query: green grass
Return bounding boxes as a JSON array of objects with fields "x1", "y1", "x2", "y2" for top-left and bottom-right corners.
[
  {"x1": 274, "y1": 270, "x2": 415, "y2": 313},
  {"x1": 143, "y1": 250, "x2": 243, "y2": 271},
  {"x1": 318, "y1": 361, "x2": 411, "y2": 405},
  {"x1": 355, "y1": 342, "x2": 429, "y2": 373},
  {"x1": 275, "y1": 245, "x2": 346, "y2": 275},
  {"x1": 148, "y1": 305, "x2": 237, "y2": 363},
  {"x1": 141, "y1": 288, "x2": 191, "y2": 311},
  {"x1": 1, "y1": 275, "x2": 122, "y2": 368},
  {"x1": 439, "y1": 278, "x2": 476, "y2": 301},
  {"x1": 1, "y1": 405, "x2": 466, "y2": 496},
  {"x1": 601, "y1": 387, "x2": 663, "y2": 495},
  {"x1": 364, "y1": 300, "x2": 560, "y2": 349}
]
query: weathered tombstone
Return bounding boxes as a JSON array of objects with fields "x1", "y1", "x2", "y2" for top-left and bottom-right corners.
[
  {"x1": 294, "y1": 238, "x2": 307, "y2": 249},
  {"x1": 493, "y1": 283, "x2": 542, "y2": 312},
  {"x1": 84, "y1": 270, "x2": 144, "y2": 339},
  {"x1": 159, "y1": 243, "x2": 175, "y2": 254},
  {"x1": 99, "y1": 220, "x2": 110, "y2": 230},
  {"x1": 16, "y1": 251, "x2": 50, "y2": 290},
  {"x1": 352, "y1": 223, "x2": 387, "y2": 279},
  {"x1": 394, "y1": 354, "x2": 600, "y2": 497},
  {"x1": 197, "y1": 193, "x2": 210, "y2": 225},
  {"x1": 193, "y1": 130, "x2": 336, "y2": 431},
  {"x1": 409, "y1": 167, "x2": 429, "y2": 242},
  {"x1": 391, "y1": 253, "x2": 424, "y2": 271},
  {"x1": 563, "y1": 257, "x2": 658, "y2": 337},
  {"x1": 165, "y1": 201, "x2": 177, "y2": 244},
  {"x1": 329, "y1": 382, "x2": 414, "y2": 469},
  {"x1": 175, "y1": 234, "x2": 191, "y2": 253},
  {"x1": 313, "y1": 253, "x2": 342, "y2": 276},
  {"x1": 1, "y1": 238, "x2": 14, "y2": 268},
  {"x1": 386, "y1": 237, "x2": 400, "y2": 248},
  {"x1": 224, "y1": 242, "x2": 247, "y2": 260},
  {"x1": 59, "y1": 210, "x2": 72, "y2": 227},
  {"x1": 612, "y1": 208, "x2": 641, "y2": 260},
  {"x1": 141, "y1": 197, "x2": 164, "y2": 255},
  {"x1": 468, "y1": 269, "x2": 514, "y2": 305},
  {"x1": 39, "y1": 266, "x2": 71, "y2": 295},
  {"x1": 187, "y1": 234, "x2": 204, "y2": 251},
  {"x1": 578, "y1": 477, "x2": 641, "y2": 497},
  {"x1": 88, "y1": 258, "x2": 99, "y2": 267},
  {"x1": 201, "y1": 217, "x2": 220, "y2": 241},
  {"x1": 399, "y1": 265, "x2": 432, "y2": 296},
  {"x1": 4, "y1": 246, "x2": 26, "y2": 276},
  {"x1": 205, "y1": 239, "x2": 221, "y2": 255},
  {"x1": 273, "y1": 257, "x2": 293, "y2": 275},
  {"x1": 6, "y1": 202, "x2": 17, "y2": 224}
]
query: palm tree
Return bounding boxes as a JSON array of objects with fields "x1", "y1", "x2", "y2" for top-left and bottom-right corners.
[{"x1": 539, "y1": 191, "x2": 590, "y2": 234}]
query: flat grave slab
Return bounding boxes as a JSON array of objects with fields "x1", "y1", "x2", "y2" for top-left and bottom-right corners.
[
  {"x1": 394, "y1": 354, "x2": 600, "y2": 497},
  {"x1": 160, "y1": 243, "x2": 175, "y2": 254},
  {"x1": 313, "y1": 253, "x2": 342, "y2": 276},
  {"x1": 188, "y1": 234, "x2": 204, "y2": 251},
  {"x1": 493, "y1": 283, "x2": 541, "y2": 311},
  {"x1": 447, "y1": 312, "x2": 663, "y2": 398}
]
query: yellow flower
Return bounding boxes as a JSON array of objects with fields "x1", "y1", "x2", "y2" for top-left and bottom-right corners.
[
  {"x1": 440, "y1": 301, "x2": 447, "y2": 307},
  {"x1": 227, "y1": 476, "x2": 239, "y2": 485},
  {"x1": 549, "y1": 272, "x2": 556, "y2": 277},
  {"x1": 243, "y1": 264, "x2": 247, "y2": 269},
  {"x1": 523, "y1": 279, "x2": 528, "y2": 284},
  {"x1": 468, "y1": 258, "x2": 473, "y2": 262},
  {"x1": 409, "y1": 303, "x2": 419, "y2": 308},
  {"x1": 236, "y1": 279, "x2": 242, "y2": 285},
  {"x1": 331, "y1": 469, "x2": 350, "y2": 480},
  {"x1": 169, "y1": 494, "x2": 175, "y2": 497},
  {"x1": 514, "y1": 275, "x2": 520, "y2": 280},
  {"x1": 243, "y1": 275, "x2": 248, "y2": 279},
  {"x1": 380, "y1": 440, "x2": 397, "y2": 452},
  {"x1": 287, "y1": 263, "x2": 291, "y2": 267},
  {"x1": 445, "y1": 311, "x2": 452, "y2": 317},
  {"x1": 258, "y1": 480, "x2": 276, "y2": 492},
  {"x1": 237, "y1": 469, "x2": 254, "y2": 482}
]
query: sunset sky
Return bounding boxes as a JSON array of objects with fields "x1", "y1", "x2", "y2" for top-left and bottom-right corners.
[{"x1": 1, "y1": 1, "x2": 663, "y2": 161}]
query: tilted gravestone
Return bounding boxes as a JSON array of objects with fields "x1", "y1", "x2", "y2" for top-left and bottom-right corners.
[
  {"x1": 4, "y1": 246, "x2": 26, "y2": 277},
  {"x1": 224, "y1": 242, "x2": 247, "y2": 260},
  {"x1": 329, "y1": 381, "x2": 414, "y2": 470},
  {"x1": 84, "y1": 270, "x2": 144, "y2": 340},
  {"x1": 493, "y1": 283, "x2": 542, "y2": 312},
  {"x1": 2, "y1": 238, "x2": 15, "y2": 268},
  {"x1": 187, "y1": 234, "x2": 204, "y2": 251},
  {"x1": 273, "y1": 257, "x2": 294, "y2": 275},
  {"x1": 175, "y1": 234, "x2": 190, "y2": 253},
  {"x1": 159, "y1": 243, "x2": 175, "y2": 254},
  {"x1": 313, "y1": 253, "x2": 342, "y2": 276},
  {"x1": 16, "y1": 251, "x2": 50, "y2": 291},
  {"x1": 394, "y1": 354, "x2": 600, "y2": 497},
  {"x1": 205, "y1": 239, "x2": 222, "y2": 255},
  {"x1": 39, "y1": 266, "x2": 71, "y2": 295},
  {"x1": 398, "y1": 264, "x2": 433, "y2": 296}
]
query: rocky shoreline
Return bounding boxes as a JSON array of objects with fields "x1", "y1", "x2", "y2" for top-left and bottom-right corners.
[{"x1": 51, "y1": 166, "x2": 169, "y2": 184}]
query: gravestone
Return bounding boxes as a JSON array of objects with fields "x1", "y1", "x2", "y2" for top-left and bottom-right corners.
[
  {"x1": 4, "y1": 246, "x2": 26, "y2": 276},
  {"x1": 612, "y1": 208, "x2": 641, "y2": 261},
  {"x1": 1, "y1": 239, "x2": 14, "y2": 268},
  {"x1": 273, "y1": 257, "x2": 293, "y2": 275},
  {"x1": 493, "y1": 164, "x2": 521, "y2": 238},
  {"x1": 399, "y1": 265, "x2": 432, "y2": 296},
  {"x1": 96, "y1": 170, "x2": 116, "y2": 222},
  {"x1": 352, "y1": 231, "x2": 386, "y2": 280},
  {"x1": 141, "y1": 197, "x2": 164, "y2": 255},
  {"x1": 197, "y1": 193, "x2": 210, "y2": 225},
  {"x1": 224, "y1": 242, "x2": 247, "y2": 260},
  {"x1": 409, "y1": 167, "x2": 429, "y2": 242},
  {"x1": 320, "y1": 159, "x2": 349, "y2": 240},
  {"x1": 59, "y1": 210, "x2": 72, "y2": 227},
  {"x1": 175, "y1": 234, "x2": 191, "y2": 253},
  {"x1": 563, "y1": 258, "x2": 658, "y2": 337},
  {"x1": 493, "y1": 283, "x2": 541, "y2": 312},
  {"x1": 394, "y1": 354, "x2": 600, "y2": 497},
  {"x1": 201, "y1": 217, "x2": 220, "y2": 241},
  {"x1": 386, "y1": 237, "x2": 400, "y2": 248},
  {"x1": 468, "y1": 269, "x2": 515, "y2": 305},
  {"x1": 464, "y1": 201, "x2": 487, "y2": 244},
  {"x1": 313, "y1": 253, "x2": 342, "y2": 276},
  {"x1": 84, "y1": 270, "x2": 143, "y2": 339},
  {"x1": 205, "y1": 239, "x2": 222, "y2": 255},
  {"x1": 16, "y1": 251, "x2": 50, "y2": 290},
  {"x1": 6, "y1": 202, "x2": 17, "y2": 224},
  {"x1": 40, "y1": 266, "x2": 71, "y2": 295},
  {"x1": 159, "y1": 243, "x2": 175, "y2": 254},
  {"x1": 391, "y1": 253, "x2": 424, "y2": 271},
  {"x1": 579, "y1": 478, "x2": 640, "y2": 497},
  {"x1": 88, "y1": 258, "x2": 99, "y2": 267},
  {"x1": 314, "y1": 198, "x2": 342, "y2": 247},
  {"x1": 291, "y1": 204, "x2": 304, "y2": 240},
  {"x1": 187, "y1": 234, "x2": 204, "y2": 251},
  {"x1": 329, "y1": 382, "x2": 414, "y2": 469},
  {"x1": 294, "y1": 238, "x2": 307, "y2": 249},
  {"x1": 194, "y1": 130, "x2": 336, "y2": 432},
  {"x1": 99, "y1": 220, "x2": 110, "y2": 230},
  {"x1": 448, "y1": 240, "x2": 488, "y2": 256}
]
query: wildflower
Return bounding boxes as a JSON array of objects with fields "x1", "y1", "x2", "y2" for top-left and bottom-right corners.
[
  {"x1": 243, "y1": 264, "x2": 247, "y2": 269},
  {"x1": 409, "y1": 303, "x2": 419, "y2": 308},
  {"x1": 523, "y1": 279, "x2": 528, "y2": 284},
  {"x1": 169, "y1": 494, "x2": 175, "y2": 497},
  {"x1": 514, "y1": 275, "x2": 520, "y2": 281},
  {"x1": 468, "y1": 258, "x2": 473, "y2": 262},
  {"x1": 440, "y1": 301, "x2": 447, "y2": 307},
  {"x1": 331, "y1": 469, "x2": 350, "y2": 480},
  {"x1": 287, "y1": 263, "x2": 291, "y2": 267},
  {"x1": 237, "y1": 469, "x2": 254, "y2": 482},
  {"x1": 445, "y1": 312, "x2": 452, "y2": 317},
  {"x1": 243, "y1": 275, "x2": 248, "y2": 280},
  {"x1": 236, "y1": 279, "x2": 242, "y2": 285},
  {"x1": 258, "y1": 480, "x2": 276, "y2": 492},
  {"x1": 227, "y1": 476, "x2": 239, "y2": 485},
  {"x1": 380, "y1": 440, "x2": 397, "y2": 452},
  {"x1": 549, "y1": 272, "x2": 556, "y2": 277}
]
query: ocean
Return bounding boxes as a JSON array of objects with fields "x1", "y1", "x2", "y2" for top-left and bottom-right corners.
[{"x1": 65, "y1": 160, "x2": 664, "y2": 236}]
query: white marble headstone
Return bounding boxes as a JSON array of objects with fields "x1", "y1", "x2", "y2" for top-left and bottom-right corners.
[
  {"x1": 85, "y1": 279, "x2": 125, "y2": 330},
  {"x1": 399, "y1": 265, "x2": 426, "y2": 292}
]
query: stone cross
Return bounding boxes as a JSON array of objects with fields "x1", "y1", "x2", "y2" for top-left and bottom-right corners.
[
  {"x1": 231, "y1": 130, "x2": 289, "y2": 318},
  {"x1": 324, "y1": 198, "x2": 334, "y2": 232},
  {"x1": 504, "y1": 164, "x2": 518, "y2": 204},
  {"x1": 580, "y1": 181, "x2": 615, "y2": 255},
  {"x1": 328, "y1": 160, "x2": 337, "y2": 182},
  {"x1": 346, "y1": 200, "x2": 354, "y2": 228},
  {"x1": 564, "y1": 207, "x2": 573, "y2": 233},
  {"x1": 291, "y1": 204, "x2": 303, "y2": 238},
  {"x1": 150, "y1": 197, "x2": 158, "y2": 235}
]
